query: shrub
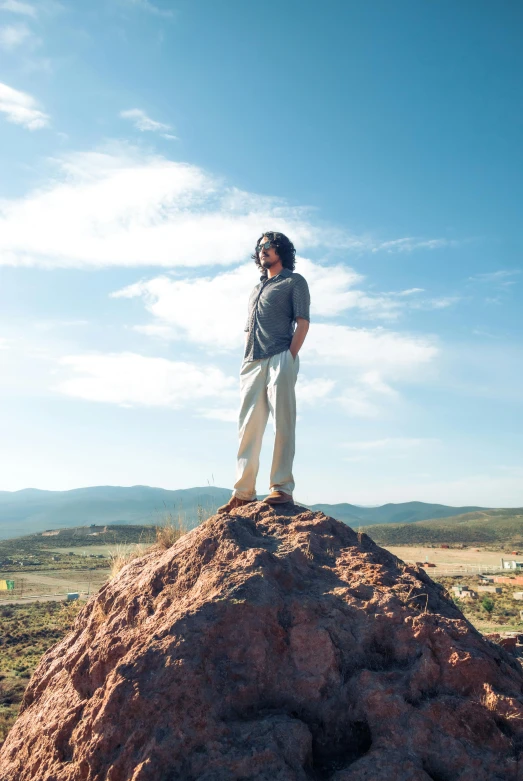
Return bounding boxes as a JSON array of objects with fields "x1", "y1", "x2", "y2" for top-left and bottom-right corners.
[{"x1": 481, "y1": 597, "x2": 495, "y2": 615}]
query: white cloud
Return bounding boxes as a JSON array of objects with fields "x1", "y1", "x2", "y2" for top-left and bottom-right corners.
[
  {"x1": 116, "y1": 262, "x2": 380, "y2": 351},
  {"x1": 120, "y1": 108, "x2": 176, "y2": 137},
  {"x1": 0, "y1": 23, "x2": 30, "y2": 48},
  {"x1": 117, "y1": 264, "x2": 253, "y2": 349},
  {"x1": 342, "y1": 437, "x2": 439, "y2": 451},
  {"x1": 0, "y1": 147, "x2": 324, "y2": 268},
  {"x1": 198, "y1": 407, "x2": 238, "y2": 423},
  {"x1": 0, "y1": 82, "x2": 49, "y2": 129},
  {"x1": 298, "y1": 258, "x2": 403, "y2": 319},
  {"x1": 124, "y1": 0, "x2": 174, "y2": 17},
  {"x1": 133, "y1": 323, "x2": 175, "y2": 339},
  {"x1": 113, "y1": 263, "x2": 439, "y2": 418},
  {"x1": 296, "y1": 377, "x2": 336, "y2": 406},
  {"x1": 468, "y1": 269, "x2": 520, "y2": 292},
  {"x1": 55, "y1": 352, "x2": 237, "y2": 412},
  {"x1": 114, "y1": 259, "x2": 443, "y2": 356},
  {"x1": 0, "y1": 1, "x2": 36, "y2": 16},
  {"x1": 0, "y1": 145, "x2": 452, "y2": 269},
  {"x1": 336, "y1": 388, "x2": 380, "y2": 418},
  {"x1": 420, "y1": 296, "x2": 461, "y2": 310},
  {"x1": 359, "y1": 371, "x2": 397, "y2": 396},
  {"x1": 35, "y1": 319, "x2": 89, "y2": 331},
  {"x1": 307, "y1": 323, "x2": 437, "y2": 373}
]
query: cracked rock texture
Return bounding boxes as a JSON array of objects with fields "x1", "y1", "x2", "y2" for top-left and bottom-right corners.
[{"x1": 1, "y1": 503, "x2": 523, "y2": 780}]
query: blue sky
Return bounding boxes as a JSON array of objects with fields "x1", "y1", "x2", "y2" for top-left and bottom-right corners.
[{"x1": 0, "y1": 0, "x2": 522, "y2": 506}]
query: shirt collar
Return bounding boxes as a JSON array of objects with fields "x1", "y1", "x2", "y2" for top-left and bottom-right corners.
[{"x1": 259, "y1": 267, "x2": 292, "y2": 283}]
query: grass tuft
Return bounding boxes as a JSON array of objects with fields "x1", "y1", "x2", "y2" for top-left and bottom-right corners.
[
  {"x1": 109, "y1": 544, "x2": 147, "y2": 578},
  {"x1": 155, "y1": 511, "x2": 187, "y2": 551}
]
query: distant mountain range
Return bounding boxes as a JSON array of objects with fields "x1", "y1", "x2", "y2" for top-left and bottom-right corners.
[
  {"x1": 365, "y1": 508, "x2": 523, "y2": 546},
  {"x1": 0, "y1": 485, "x2": 488, "y2": 540},
  {"x1": 306, "y1": 501, "x2": 485, "y2": 527}
]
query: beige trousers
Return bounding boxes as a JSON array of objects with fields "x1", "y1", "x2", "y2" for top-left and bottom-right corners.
[{"x1": 233, "y1": 349, "x2": 299, "y2": 500}]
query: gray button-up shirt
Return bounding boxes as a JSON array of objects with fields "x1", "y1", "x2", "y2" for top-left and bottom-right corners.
[{"x1": 243, "y1": 268, "x2": 310, "y2": 361}]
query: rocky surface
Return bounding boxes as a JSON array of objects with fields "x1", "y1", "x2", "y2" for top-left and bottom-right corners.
[{"x1": 1, "y1": 503, "x2": 523, "y2": 780}]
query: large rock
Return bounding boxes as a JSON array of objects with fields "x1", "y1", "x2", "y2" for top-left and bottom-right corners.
[{"x1": 1, "y1": 504, "x2": 523, "y2": 780}]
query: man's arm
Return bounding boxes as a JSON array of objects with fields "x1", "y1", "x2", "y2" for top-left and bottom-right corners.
[{"x1": 289, "y1": 317, "x2": 309, "y2": 359}]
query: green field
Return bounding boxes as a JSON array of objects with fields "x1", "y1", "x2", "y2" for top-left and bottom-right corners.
[
  {"x1": 365, "y1": 508, "x2": 523, "y2": 546},
  {"x1": 0, "y1": 600, "x2": 83, "y2": 744},
  {"x1": 0, "y1": 524, "x2": 156, "y2": 574}
]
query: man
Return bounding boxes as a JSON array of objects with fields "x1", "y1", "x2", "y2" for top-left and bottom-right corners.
[{"x1": 218, "y1": 231, "x2": 310, "y2": 513}]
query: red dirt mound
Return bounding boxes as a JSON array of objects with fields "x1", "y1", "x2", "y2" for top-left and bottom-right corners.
[{"x1": 1, "y1": 503, "x2": 523, "y2": 780}]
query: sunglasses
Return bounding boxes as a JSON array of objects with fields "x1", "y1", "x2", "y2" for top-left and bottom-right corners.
[{"x1": 257, "y1": 240, "x2": 273, "y2": 253}]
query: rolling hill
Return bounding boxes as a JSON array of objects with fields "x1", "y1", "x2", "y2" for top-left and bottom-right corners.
[
  {"x1": 307, "y1": 500, "x2": 485, "y2": 526},
  {"x1": 0, "y1": 486, "x2": 231, "y2": 539},
  {"x1": 364, "y1": 508, "x2": 523, "y2": 546},
  {"x1": 0, "y1": 485, "x2": 488, "y2": 540}
]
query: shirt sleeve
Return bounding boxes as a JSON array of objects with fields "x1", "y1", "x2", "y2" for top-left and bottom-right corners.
[{"x1": 291, "y1": 275, "x2": 310, "y2": 322}]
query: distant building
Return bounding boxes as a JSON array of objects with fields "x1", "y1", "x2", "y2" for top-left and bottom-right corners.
[
  {"x1": 501, "y1": 558, "x2": 523, "y2": 570},
  {"x1": 477, "y1": 585, "x2": 502, "y2": 594},
  {"x1": 512, "y1": 592, "x2": 523, "y2": 601},
  {"x1": 452, "y1": 585, "x2": 477, "y2": 600}
]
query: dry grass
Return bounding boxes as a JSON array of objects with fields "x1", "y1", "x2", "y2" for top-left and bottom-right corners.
[
  {"x1": 155, "y1": 511, "x2": 187, "y2": 551},
  {"x1": 109, "y1": 544, "x2": 147, "y2": 578},
  {"x1": 480, "y1": 686, "x2": 523, "y2": 723},
  {"x1": 108, "y1": 511, "x2": 189, "y2": 576}
]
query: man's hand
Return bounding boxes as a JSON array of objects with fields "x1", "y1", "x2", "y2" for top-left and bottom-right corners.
[{"x1": 289, "y1": 317, "x2": 310, "y2": 359}]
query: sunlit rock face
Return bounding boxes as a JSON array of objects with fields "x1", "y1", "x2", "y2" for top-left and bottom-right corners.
[{"x1": 1, "y1": 502, "x2": 523, "y2": 781}]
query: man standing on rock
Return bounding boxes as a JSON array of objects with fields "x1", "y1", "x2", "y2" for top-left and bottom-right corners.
[{"x1": 219, "y1": 231, "x2": 310, "y2": 513}]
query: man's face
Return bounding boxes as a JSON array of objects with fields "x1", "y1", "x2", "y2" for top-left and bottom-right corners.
[{"x1": 259, "y1": 236, "x2": 281, "y2": 269}]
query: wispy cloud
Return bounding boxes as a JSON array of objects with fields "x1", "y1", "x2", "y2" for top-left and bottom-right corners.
[
  {"x1": 120, "y1": 108, "x2": 176, "y2": 139},
  {"x1": 412, "y1": 295, "x2": 461, "y2": 310},
  {"x1": 35, "y1": 319, "x2": 89, "y2": 331},
  {"x1": 0, "y1": 0, "x2": 36, "y2": 17},
  {"x1": 0, "y1": 22, "x2": 31, "y2": 48},
  {"x1": 342, "y1": 437, "x2": 439, "y2": 451},
  {"x1": 297, "y1": 377, "x2": 336, "y2": 406},
  {"x1": 340, "y1": 436, "x2": 441, "y2": 459},
  {"x1": 468, "y1": 269, "x2": 521, "y2": 286},
  {"x1": 0, "y1": 145, "x2": 456, "y2": 269},
  {"x1": 372, "y1": 237, "x2": 456, "y2": 253},
  {"x1": 0, "y1": 81, "x2": 49, "y2": 129},
  {"x1": 123, "y1": 0, "x2": 174, "y2": 18},
  {"x1": 396, "y1": 288, "x2": 425, "y2": 296},
  {"x1": 0, "y1": 146, "x2": 323, "y2": 268}
]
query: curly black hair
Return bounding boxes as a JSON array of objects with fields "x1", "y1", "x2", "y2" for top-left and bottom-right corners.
[{"x1": 251, "y1": 231, "x2": 296, "y2": 277}]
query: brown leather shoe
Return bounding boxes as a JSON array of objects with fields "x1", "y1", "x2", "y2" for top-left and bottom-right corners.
[
  {"x1": 217, "y1": 496, "x2": 256, "y2": 514},
  {"x1": 263, "y1": 490, "x2": 293, "y2": 505}
]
